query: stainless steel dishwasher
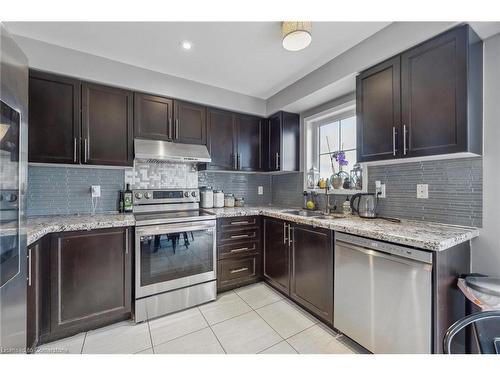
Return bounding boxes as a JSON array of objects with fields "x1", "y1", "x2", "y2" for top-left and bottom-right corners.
[{"x1": 334, "y1": 232, "x2": 433, "y2": 354}]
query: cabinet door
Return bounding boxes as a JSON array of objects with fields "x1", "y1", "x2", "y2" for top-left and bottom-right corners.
[
  {"x1": 357, "y1": 56, "x2": 401, "y2": 162},
  {"x1": 207, "y1": 108, "x2": 236, "y2": 170},
  {"x1": 82, "y1": 83, "x2": 133, "y2": 166},
  {"x1": 27, "y1": 241, "x2": 40, "y2": 350},
  {"x1": 291, "y1": 225, "x2": 333, "y2": 324},
  {"x1": 281, "y1": 112, "x2": 300, "y2": 172},
  {"x1": 401, "y1": 26, "x2": 467, "y2": 157},
  {"x1": 134, "y1": 93, "x2": 173, "y2": 141},
  {"x1": 28, "y1": 71, "x2": 81, "y2": 164},
  {"x1": 268, "y1": 113, "x2": 281, "y2": 171},
  {"x1": 49, "y1": 228, "x2": 131, "y2": 340},
  {"x1": 174, "y1": 100, "x2": 207, "y2": 145},
  {"x1": 236, "y1": 114, "x2": 261, "y2": 171},
  {"x1": 263, "y1": 218, "x2": 289, "y2": 294}
]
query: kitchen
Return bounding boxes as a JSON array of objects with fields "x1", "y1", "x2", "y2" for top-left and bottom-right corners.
[{"x1": 1, "y1": 4, "x2": 500, "y2": 367}]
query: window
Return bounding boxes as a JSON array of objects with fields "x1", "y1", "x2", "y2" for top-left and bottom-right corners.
[
  {"x1": 318, "y1": 115, "x2": 357, "y2": 180},
  {"x1": 303, "y1": 101, "x2": 366, "y2": 193}
]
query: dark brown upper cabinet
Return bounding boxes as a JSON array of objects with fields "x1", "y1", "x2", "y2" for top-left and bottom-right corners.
[
  {"x1": 82, "y1": 83, "x2": 134, "y2": 166},
  {"x1": 262, "y1": 111, "x2": 300, "y2": 172},
  {"x1": 357, "y1": 24, "x2": 482, "y2": 163},
  {"x1": 401, "y1": 25, "x2": 482, "y2": 157},
  {"x1": 173, "y1": 100, "x2": 207, "y2": 145},
  {"x1": 134, "y1": 92, "x2": 173, "y2": 141},
  {"x1": 235, "y1": 114, "x2": 262, "y2": 171},
  {"x1": 28, "y1": 70, "x2": 81, "y2": 164},
  {"x1": 206, "y1": 108, "x2": 236, "y2": 170},
  {"x1": 356, "y1": 56, "x2": 401, "y2": 162}
]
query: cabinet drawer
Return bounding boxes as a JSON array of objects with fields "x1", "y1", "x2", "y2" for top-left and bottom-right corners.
[
  {"x1": 218, "y1": 227, "x2": 260, "y2": 244},
  {"x1": 218, "y1": 216, "x2": 260, "y2": 230},
  {"x1": 218, "y1": 256, "x2": 261, "y2": 289},
  {"x1": 218, "y1": 241, "x2": 261, "y2": 260}
]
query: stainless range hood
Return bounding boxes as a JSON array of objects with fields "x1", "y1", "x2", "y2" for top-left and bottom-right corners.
[{"x1": 134, "y1": 139, "x2": 211, "y2": 163}]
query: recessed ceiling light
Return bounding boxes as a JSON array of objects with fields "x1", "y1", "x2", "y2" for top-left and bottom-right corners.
[{"x1": 181, "y1": 41, "x2": 192, "y2": 50}]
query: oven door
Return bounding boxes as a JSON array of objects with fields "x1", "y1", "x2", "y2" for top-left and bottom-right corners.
[{"x1": 135, "y1": 220, "x2": 216, "y2": 298}]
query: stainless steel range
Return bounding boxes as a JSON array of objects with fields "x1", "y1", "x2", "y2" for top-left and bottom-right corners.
[{"x1": 133, "y1": 188, "x2": 217, "y2": 323}]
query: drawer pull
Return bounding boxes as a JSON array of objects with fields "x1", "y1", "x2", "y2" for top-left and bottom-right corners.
[
  {"x1": 230, "y1": 247, "x2": 249, "y2": 253},
  {"x1": 230, "y1": 234, "x2": 252, "y2": 239},
  {"x1": 230, "y1": 220, "x2": 251, "y2": 225},
  {"x1": 230, "y1": 267, "x2": 249, "y2": 274}
]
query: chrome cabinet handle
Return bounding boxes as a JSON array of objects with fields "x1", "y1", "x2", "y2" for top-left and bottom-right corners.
[
  {"x1": 84, "y1": 138, "x2": 88, "y2": 163},
  {"x1": 237, "y1": 154, "x2": 241, "y2": 170},
  {"x1": 230, "y1": 267, "x2": 249, "y2": 274},
  {"x1": 275, "y1": 152, "x2": 280, "y2": 170},
  {"x1": 288, "y1": 224, "x2": 292, "y2": 246},
  {"x1": 403, "y1": 124, "x2": 407, "y2": 156},
  {"x1": 125, "y1": 229, "x2": 129, "y2": 254},
  {"x1": 73, "y1": 138, "x2": 77, "y2": 162},
  {"x1": 230, "y1": 247, "x2": 250, "y2": 253},
  {"x1": 283, "y1": 222, "x2": 288, "y2": 244},
  {"x1": 175, "y1": 118, "x2": 179, "y2": 140},
  {"x1": 230, "y1": 234, "x2": 252, "y2": 239},
  {"x1": 168, "y1": 118, "x2": 173, "y2": 140},
  {"x1": 230, "y1": 220, "x2": 251, "y2": 225},
  {"x1": 28, "y1": 248, "x2": 32, "y2": 286},
  {"x1": 392, "y1": 127, "x2": 397, "y2": 156}
]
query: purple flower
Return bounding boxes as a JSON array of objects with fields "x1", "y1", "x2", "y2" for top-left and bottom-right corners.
[{"x1": 334, "y1": 151, "x2": 349, "y2": 167}]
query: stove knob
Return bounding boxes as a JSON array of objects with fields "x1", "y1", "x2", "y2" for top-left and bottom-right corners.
[
  {"x1": 144, "y1": 192, "x2": 152, "y2": 199},
  {"x1": 184, "y1": 191, "x2": 190, "y2": 197},
  {"x1": 191, "y1": 191, "x2": 197, "y2": 197},
  {"x1": 135, "y1": 192, "x2": 143, "y2": 200}
]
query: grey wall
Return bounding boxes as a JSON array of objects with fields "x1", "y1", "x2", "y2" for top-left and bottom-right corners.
[
  {"x1": 368, "y1": 158, "x2": 482, "y2": 227},
  {"x1": 471, "y1": 33, "x2": 500, "y2": 275},
  {"x1": 27, "y1": 166, "x2": 124, "y2": 216},
  {"x1": 198, "y1": 171, "x2": 272, "y2": 206},
  {"x1": 13, "y1": 35, "x2": 266, "y2": 116}
]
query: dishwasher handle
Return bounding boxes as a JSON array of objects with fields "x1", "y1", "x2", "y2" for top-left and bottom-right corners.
[{"x1": 336, "y1": 240, "x2": 433, "y2": 269}]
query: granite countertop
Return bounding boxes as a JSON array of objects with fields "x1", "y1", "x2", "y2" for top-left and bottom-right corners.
[
  {"x1": 25, "y1": 213, "x2": 135, "y2": 245},
  {"x1": 207, "y1": 206, "x2": 480, "y2": 252},
  {"x1": 17, "y1": 206, "x2": 479, "y2": 251}
]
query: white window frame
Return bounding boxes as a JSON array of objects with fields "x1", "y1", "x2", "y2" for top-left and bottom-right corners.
[{"x1": 302, "y1": 100, "x2": 367, "y2": 194}]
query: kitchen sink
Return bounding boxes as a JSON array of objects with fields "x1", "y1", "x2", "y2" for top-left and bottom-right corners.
[{"x1": 282, "y1": 210, "x2": 325, "y2": 217}]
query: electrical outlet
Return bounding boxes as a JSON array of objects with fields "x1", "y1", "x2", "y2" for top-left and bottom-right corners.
[
  {"x1": 417, "y1": 184, "x2": 428, "y2": 199},
  {"x1": 91, "y1": 185, "x2": 101, "y2": 198},
  {"x1": 258, "y1": 186, "x2": 263, "y2": 195},
  {"x1": 375, "y1": 181, "x2": 386, "y2": 198}
]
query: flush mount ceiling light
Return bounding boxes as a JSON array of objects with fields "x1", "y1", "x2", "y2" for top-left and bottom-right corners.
[
  {"x1": 282, "y1": 21, "x2": 312, "y2": 51},
  {"x1": 180, "y1": 40, "x2": 192, "y2": 51}
]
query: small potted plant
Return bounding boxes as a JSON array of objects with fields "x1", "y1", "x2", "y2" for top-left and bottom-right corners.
[{"x1": 330, "y1": 151, "x2": 349, "y2": 189}]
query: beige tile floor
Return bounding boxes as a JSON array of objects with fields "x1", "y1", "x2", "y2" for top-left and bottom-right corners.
[{"x1": 36, "y1": 282, "x2": 366, "y2": 354}]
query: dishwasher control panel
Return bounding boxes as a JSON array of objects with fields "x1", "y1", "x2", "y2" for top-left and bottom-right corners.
[{"x1": 336, "y1": 232, "x2": 433, "y2": 264}]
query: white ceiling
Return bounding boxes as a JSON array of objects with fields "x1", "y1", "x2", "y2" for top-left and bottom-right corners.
[{"x1": 4, "y1": 22, "x2": 390, "y2": 99}]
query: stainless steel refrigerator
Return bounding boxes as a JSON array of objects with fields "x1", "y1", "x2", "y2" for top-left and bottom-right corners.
[{"x1": 0, "y1": 23, "x2": 28, "y2": 353}]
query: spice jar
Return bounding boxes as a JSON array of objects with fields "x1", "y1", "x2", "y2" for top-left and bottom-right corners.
[
  {"x1": 224, "y1": 193, "x2": 235, "y2": 207},
  {"x1": 213, "y1": 190, "x2": 224, "y2": 208},
  {"x1": 235, "y1": 197, "x2": 245, "y2": 207}
]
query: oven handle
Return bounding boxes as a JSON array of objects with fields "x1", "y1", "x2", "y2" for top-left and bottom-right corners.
[{"x1": 136, "y1": 221, "x2": 216, "y2": 237}]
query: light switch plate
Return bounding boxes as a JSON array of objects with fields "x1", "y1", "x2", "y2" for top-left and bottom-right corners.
[
  {"x1": 91, "y1": 185, "x2": 101, "y2": 198},
  {"x1": 375, "y1": 181, "x2": 386, "y2": 198},
  {"x1": 258, "y1": 186, "x2": 263, "y2": 195},
  {"x1": 417, "y1": 184, "x2": 428, "y2": 199}
]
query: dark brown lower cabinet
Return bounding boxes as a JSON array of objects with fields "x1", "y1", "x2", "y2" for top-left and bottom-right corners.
[
  {"x1": 27, "y1": 239, "x2": 42, "y2": 351},
  {"x1": 290, "y1": 225, "x2": 333, "y2": 324},
  {"x1": 216, "y1": 216, "x2": 262, "y2": 292},
  {"x1": 263, "y1": 218, "x2": 334, "y2": 325},
  {"x1": 263, "y1": 218, "x2": 290, "y2": 295}
]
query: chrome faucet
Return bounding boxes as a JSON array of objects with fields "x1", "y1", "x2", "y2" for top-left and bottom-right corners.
[{"x1": 324, "y1": 186, "x2": 331, "y2": 214}]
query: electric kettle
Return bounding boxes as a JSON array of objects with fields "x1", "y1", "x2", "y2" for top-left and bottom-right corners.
[{"x1": 350, "y1": 193, "x2": 378, "y2": 218}]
